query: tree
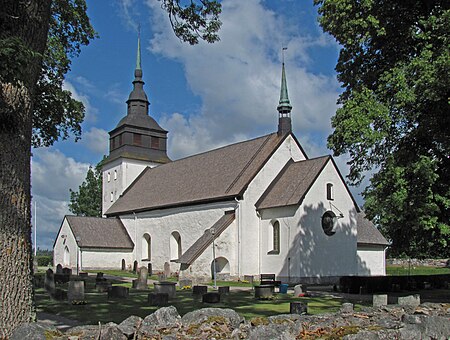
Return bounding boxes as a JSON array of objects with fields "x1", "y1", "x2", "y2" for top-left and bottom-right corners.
[
  {"x1": 69, "y1": 160, "x2": 103, "y2": 217},
  {"x1": 0, "y1": 1, "x2": 221, "y2": 336},
  {"x1": 314, "y1": 0, "x2": 449, "y2": 257}
]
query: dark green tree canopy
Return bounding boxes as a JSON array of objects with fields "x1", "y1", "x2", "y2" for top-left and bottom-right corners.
[
  {"x1": 315, "y1": 0, "x2": 449, "y2": 257},
  {"x1": 69, "y1": 159, "x2": 103, "y2": 217}
]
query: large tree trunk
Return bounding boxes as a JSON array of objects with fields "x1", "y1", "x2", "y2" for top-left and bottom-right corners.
[{"x1": 0, "y1": 1, "x2": 51, "y2": 337}]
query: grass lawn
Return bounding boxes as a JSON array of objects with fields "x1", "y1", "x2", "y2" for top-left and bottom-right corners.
[
  {"x1": 386, "y1": 265, "x2": 450, "y2": 276},
  {"x1": 35, "y1": 277, "x2": 365, "y2": 324}
]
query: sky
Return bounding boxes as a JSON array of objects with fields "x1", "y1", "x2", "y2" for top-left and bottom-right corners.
[{"x1": 31, "y1": 0, "x2": 365, "y2": 250}]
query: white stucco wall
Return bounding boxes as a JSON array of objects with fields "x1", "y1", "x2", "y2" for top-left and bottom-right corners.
[
  {"x1": 239, "y1": 135, "x2": 307, "y2": 277},
  {"x1": 357, "y1": 245, "x2": 387, "y2": 276},
  {"x1": 120, "y1": 201, "x2": 238, "y2": 277},
  {"x1": 258, "y1": 159, "x2": 359, "y2": 282},
  {"x1": 80, "y1": 248, "x2": 134, "y2": 270},
  {"x1": 53, "y1": 218, "x2": 79, "y2": 270},
  {"x1": 102, "y1": 158, "x2": 159, "y2": 215}
]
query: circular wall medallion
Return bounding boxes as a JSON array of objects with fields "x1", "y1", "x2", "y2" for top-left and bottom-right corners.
[{"x1": 322, "y1": 211, "x2": 337, "y2": 236}]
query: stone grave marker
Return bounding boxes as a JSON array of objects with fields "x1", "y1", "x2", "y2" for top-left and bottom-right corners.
[
  {"x1": 290, "y1": 302, "x2": 307, "y2": 315},
  {"x1": 44, "y1": 269, "x2": 55, "y2": 295},
  {"x1": 132, "y1": 266, "x2": 148, "y2": 290},
  {"x1": 340, "y1": 303, "x2": 354, "y2": 314},
  {"x1": 56, "y1": 264, "x2": 63, "y2": 274},
  {"x1": 398, "y1": 294, "x2": 420, "y2": 307},
  {"x1": 153, "y1": 282, "x2": 176, "y2": 298},
  {"x1": 373, "y1": 294, "x2": 388, "y2": 307},
  {"x1": 179, "y1": 279, "x2": 192, "y2": 288},
  {"x1": 95, "y1": 281, "x2": 112, "y2": 292},
  {"x1": 108, "y1": 286, "x2": 129, "y2": 299},
  {"x1": 68, "y1": 280, "x2": 85, "y2": 302},
  {"x1": 193, "y1": 285, "x2": 208, "y2": 295},
  {"x1": 218, "y1": 286, "x2": 230, "y2": 295},
  {"x1": 243, "y1": 275, "x2": 254, "y2": 284},
  {"x1": 148, "y1": 293, "x2": 169, "y2": 306},
  {"x1": 164, "y1": 262, "x2": 171, "y2": 278},
  {"x1": 202, "y1": 292, "x2": 220, "y2": 303}
]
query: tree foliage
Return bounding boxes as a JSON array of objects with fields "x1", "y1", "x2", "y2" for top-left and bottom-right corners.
[
  {"x1": 315, "y1": 0, "x2": 450, "y2": 257},
  {"x1": 69, "y1": 159, "x2": 103, "y2": 217}
]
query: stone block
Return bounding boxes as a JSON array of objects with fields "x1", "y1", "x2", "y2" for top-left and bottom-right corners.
[
  {"x1": 68, "y1": 280, "x2": 85, "y2": 301},
  {"x1": 95, "y1": 281, "x2": 112, "y2": 292},
  {"x1": 108, "y1": 286, "x2": 129, "y2": 299},
  {"x1": 218, "y1": 286, "x2": 230, "y2": 295},
  {"x1": 294, "y1": 284, "x2": 307, "y2": 296},
  {"x1": 243, "y1": 275, "x2": 254, "y2": 284},
  {"x1": 254, "y1": 285, "x2": 274, "y2": 299},
  {"x1": 79, "y1": 272, "x2": 88, "y2": 278},
  {"x1": 340, "y1": 302, "x2": 354, "y2": 314},
  {"x1": 290, "y1": 302, "x2": 307, "y2": 315},
  {"x1": 148, "y1": 293, "x2": 169, "y2": 306},
  {"x1": 192, "y1": 285, "x2": 208, "y2": 295},
  {"x1": 202, "y1": 292, "x2": 220, "y2": 303},
  {"x1": 398, "y1": 294, "x2": 420, "y2": 307},
  {"x1": 153, "y1": 281, "x2": 176, "y2": 298},
  {"x1": 373, "y1": 294, "x2": 388, "y2": 307}
]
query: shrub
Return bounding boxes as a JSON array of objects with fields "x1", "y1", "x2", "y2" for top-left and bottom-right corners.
[{"x1": 35, "y1": 255, "x2": 52, "y2": 266}]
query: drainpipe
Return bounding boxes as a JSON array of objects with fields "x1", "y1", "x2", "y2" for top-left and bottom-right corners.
[
  {"x1": 133, "y1": 212, "x2": 137, "y2": 264},
  {"x1": 256, "y1": 210, "x2": 261, "y2": 277}
]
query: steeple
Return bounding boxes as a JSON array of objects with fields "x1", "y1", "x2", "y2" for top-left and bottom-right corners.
[
  {"x1": 126, "y1": 32, "x2": 149, "y2": 116},
  {"x1": 277, "y1": 53, "x2": 292, "y2": 136}
]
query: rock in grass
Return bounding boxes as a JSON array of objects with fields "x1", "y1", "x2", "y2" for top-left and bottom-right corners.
[
  {"x1": 139, "y1": 306, "x2": 181, "y2": 338},
  {"x1": 181, "y1": 307, "x2": 244, "y2": 329},
  {"x1": 11, "y1": 323, "x2": 61, "y2": 340},
  {"x1": 118, "y1": 315, "x2": 143, "y2": 339}
]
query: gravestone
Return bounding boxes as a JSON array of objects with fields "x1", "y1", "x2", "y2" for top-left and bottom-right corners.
[
  {"x1": 398, "y1": 294, "x2": 420, "y2": 307},
  {"x1": 164, "y1": 262, "x2": 171, "y2": 278},
  {"x1": 202, "y1": 292, "x2": 220, "y2": 303},
  {"x1": 53, "y1": 288, "x2": 67, "y2": 301},
  {"x1": 254, "y1": 285, "x2": 274, "y2": 299},
  {"x1": 294, "y1": 284, "x2": 307, "y2": 296},
  {"x1": 108, "y1": 286, "x2": 129, "y2": 299},
  {"x1": 79, "y1": 272, "x2": 88, "y2": 278},
  {"x1": 148, "y1": 293, "x2": 169, "y2": 306},
  {"x1": 68, "y1": 281, "x2": 85, "y2": 301},
  {"x1": 340, "y1": 303, "x2": 354, "y2": 314},
  {"x1": 132, "y1": 266, "x2": 148, "y2": 290},
  {"x1": 193, "y1": 285, "x2": 208, "y2": 295},
  {"x1": 243, "y1": 275, "x2": 254, "y2": 284},
  {"x1": 95, "y1": 281, "x2": 112, "y2": 292},
  {"x1": 373, "y1": 294, "x2": 388, "y2": 307},
  {"x1": 96, "y1": 272, "x2": 104, "y2": 280},
  {"x1": 56, "y1": 264, "x2": 63, "y2": 274},
  {"x1": 179, "y1": 279, "x2": 192, "y2": 288},
  {"x1": 218, "y1": 286, "x2": 230, "y2": 295},
  {"x1": 158, "y1": 273, "x2": 166, "y2": 281},
  {"x1": 290, "y1": 302, "x2": 307, "y2": 315},
  {"x1": 62, "y1": 267, "x2": 72, "y2": 275},
  {"x1": 148, "y1": 262, "x2": 152, "y2": 276},
  {"x1": 44, "y1": 269, "x2": 55, "y2": 295},
  {"x1": 153, "y1": 282, "x2": 176, "y2": 299}
]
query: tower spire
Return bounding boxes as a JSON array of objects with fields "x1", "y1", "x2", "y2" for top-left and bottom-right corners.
[
  {"x1": 277, "y1": 48, "x2": 292, "y2": 136},
  {"x1": 127, "y1": 29, "x2": 149, "y2": 116}
]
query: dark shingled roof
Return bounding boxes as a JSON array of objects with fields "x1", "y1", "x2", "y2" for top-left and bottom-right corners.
[
  {"x1": 106, "y1": 133, "x2": 285, "y2": 215},
  {"x1": 65, "y1": 216, "x2": 134, "y2": 249},
  {"x1": 357, "y1": 212, "x2": 389, "y2": 246},
  {"x1": 178, "y1": 211, "x2": 235, "y2": 265},
  {"x1": 256, "y1": 156, "x2": 330, "y2": 210}
]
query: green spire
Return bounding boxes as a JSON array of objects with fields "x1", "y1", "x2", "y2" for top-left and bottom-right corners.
[
  {"x1": 136, "y1": 29, "x2": 141, "y2": 71},
  {"x1": 277, "y1": 62, "x2": 292, "y2": 113}
]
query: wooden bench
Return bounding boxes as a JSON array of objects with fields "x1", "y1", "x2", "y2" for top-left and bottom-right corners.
[{"x1": 260, "y1": 274, "x2": 281, "y2": 287}]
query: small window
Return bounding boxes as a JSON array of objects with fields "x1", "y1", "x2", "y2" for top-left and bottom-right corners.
[
  {"x1": 107, "y1": 172, "x2": 111, "y2": 182},
  {"x1": 268, "y1": 221, "x2": 280, "y2": 254},
  {"x1": 114, "y1": 170, "x2": 117, "y2": 180},
  {"x1": 110, "y1": 192, "x2": 114, "y2": 202},
  {"x1": 133, "y1": 133, "x2": 142, "y2": 146},
  {"x1": 326, "y1": 183, "x2": 334, "y2": 200}
]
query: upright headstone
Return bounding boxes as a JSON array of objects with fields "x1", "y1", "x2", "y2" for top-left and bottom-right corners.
[
  {"x1": 133, "y1": 266, "x2": 148, "y2": 290},
  {"x1": 193, "y1": 285, "x2": 208, "y2": 295},
  {"x1": 290, "y1": 302, "x2": 307, "y2": 315},
  {"x1": 56, "y1": 264, "x2": 63, "y2": 274},
  {"x1": 294, "y1": 284, "x2": 307, "y2": 296},
  {"x1": 44, "y1": 269, "x2": 55, "y2": 295},
  {"x1": 139, "y1": 266, "x2": 148, "y2": 281},
  {"x1": 164, "y1": 262, "x2": 171, "y2": 278},
  {"x1": 373, "y1": 294, "x2": 388, "y2": 307},
  {"x1": 68, "y1": 280, "x2": 85, "y2": 301},
  {"x1": 108, "y1": 286, "x2": 129, "y2": 299}
]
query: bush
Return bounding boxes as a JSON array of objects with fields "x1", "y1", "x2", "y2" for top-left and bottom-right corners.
[{"x1": 35, "y1": 255, "x2": 52, "y2": 266}]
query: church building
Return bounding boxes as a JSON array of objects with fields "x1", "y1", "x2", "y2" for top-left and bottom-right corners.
[{"x1": 54, "y1": 38, "x2": 388, "y2": 283}]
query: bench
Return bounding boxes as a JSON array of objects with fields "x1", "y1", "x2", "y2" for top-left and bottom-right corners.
[{"x1": 260, "y1": 274, "x2": 281, "y2": 287}]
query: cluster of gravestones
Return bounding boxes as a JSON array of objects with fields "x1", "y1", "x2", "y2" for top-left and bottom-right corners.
[{"x1": 44, "y1": 268, "x2": 86, "y2": 303}]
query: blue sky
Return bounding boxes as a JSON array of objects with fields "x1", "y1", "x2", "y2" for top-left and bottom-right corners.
[{"x1": 31, "y1": 0, "x2": 363, "y2": 250}]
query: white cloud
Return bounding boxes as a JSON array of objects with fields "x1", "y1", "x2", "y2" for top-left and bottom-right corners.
[
  {"x1": 145, "y1": 0, "x2": 340, "y2": 160},
  {"x1": 80, "y1": 127, "x2": 109, "y2": 155},
  {"x1": 63, "y1": 80, "x2": 98, "y2": 123},
  {"x1": 116, "y1": 0, "x2": 139, "y2": 31}
]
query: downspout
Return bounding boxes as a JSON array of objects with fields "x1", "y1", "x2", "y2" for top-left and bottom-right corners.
[
  {"x1": 256, "y1": 210, "x2": 261, "y2": 277},
  {"x1": 234, "y1": 197, "x2": 240, "y2": 279},
  {"x1": 133, "y1": 212, "x2": 137, "y2": 264}
]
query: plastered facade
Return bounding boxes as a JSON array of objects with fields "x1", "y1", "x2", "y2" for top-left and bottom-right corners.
[{"x1": 357, "y1": 245, "x2": 387, "y2": 276}]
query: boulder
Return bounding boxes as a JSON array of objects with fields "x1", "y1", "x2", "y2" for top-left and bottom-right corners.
[
  {"x1": 139, "y1": 306, "x2": 181, "y2": 337},
  {"x1": 118, "y1": 315, "x2": 143, "y2": 339},
  {"x1": 11, "y1": 323, "x2": 61, "y2": 340},
  {"x1": 181, "y1": 308, "x2": 244, "y2": 329},
  {"x1": 67, "y1": 324, "x2": 125, "y2": 340}
]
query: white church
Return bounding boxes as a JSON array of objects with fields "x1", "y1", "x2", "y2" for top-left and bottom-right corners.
[{"x1": 54, "y1": 39, "x2": 388, "y2": 283}]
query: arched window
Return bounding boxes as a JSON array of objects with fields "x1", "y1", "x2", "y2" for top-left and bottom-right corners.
[
  {"x1": 327, "y1": 183, "x2": 334, "y2": 200},
  {"x1": 170, "y1": 231, "x2": 182, "y2": 261},
  {"x1": 268, "y1": 221, "x2": 280, "y2": 254},
  {"x1": 63, "y1": 246, "x2": 70, "y2": 266},
  {"x1": 107, "y1": 172, "x2": 111, "y2": 182},
  {"x1": 142, "y1": 233, "x2": 151, "y2": 261},
  {"x1": 114, "y1": 170, "x2": 117, "y2": 180},
  {"x1": 211, "y1": 257, "x2": 230, "y2": 278}
]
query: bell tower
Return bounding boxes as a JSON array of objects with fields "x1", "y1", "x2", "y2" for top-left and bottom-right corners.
[
  {"x1": 277, "y1": 54, "x2": 292, "y2": 136},
  {"x1": 102, "y1": 34, "x2": 170, "y2": 215}
]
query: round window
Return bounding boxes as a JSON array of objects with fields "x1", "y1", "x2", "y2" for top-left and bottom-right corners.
[{"x1": 322, "y1": 211, "x2": 337, "y2": 236}]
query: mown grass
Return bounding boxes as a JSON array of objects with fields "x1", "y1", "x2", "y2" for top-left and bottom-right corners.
[
  {"x1": 35, "y1": 276, "x2": 365, "y2": 324},
  {"x1": 386, "y1": 265, "x2": 450, "y2": 276}
]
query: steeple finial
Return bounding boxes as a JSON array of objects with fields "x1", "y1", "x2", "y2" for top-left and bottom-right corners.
[
  {"x1": 136, "y1": 24, "x2": 142, "y2": 71},
  {"x1": 277, "y1": 48, "x2": 292, "y2": 135}
]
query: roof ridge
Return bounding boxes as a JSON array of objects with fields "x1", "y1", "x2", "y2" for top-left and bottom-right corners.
[{"x1": 224, "y1": 134, "x2": 273, "y2": 194}]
